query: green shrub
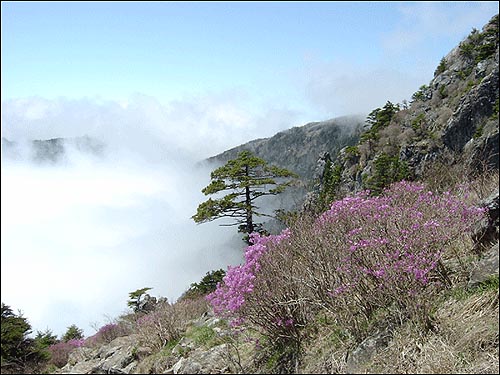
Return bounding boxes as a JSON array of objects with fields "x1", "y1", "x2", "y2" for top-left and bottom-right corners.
[
  {"x1": 434, "y1": 57, "x2": 447, "y2": 76},
  {"x1": 181, "y1": 269, "x2": 226, "y2": 300},
  {"x1": 363, "y1": 153, "x2": 410, "y2": 195},
  {"x1": 459, "y1": 41, "x2": 475, "y2": 59},
  {"x1": 438, "y1": 85, "x2": 448, "y2": 99},
  {"x1": 361, "y1": 101, "x2": 400, "y2": 143},
  {"x1": 411, "y1": 85, "x2": 430, "y2": 102},
  {"x1": 317, "y1": 160, "x2": 343, "y2": 212},
  {"x1": 473, "y1": 125, "x2": 484, "y2": 139},
  {"x1": 411, "y1": 113, "x2": 426, "y2": 132},
  {"x1": 490, "y1": 98, "x2": 499, "y2": 120},
  {"x1": 188, "y1": 326, "x2": 219, "y2": 348},
  {"x1": 345, "y1": 145, "x2": 360, "y2": 157}
]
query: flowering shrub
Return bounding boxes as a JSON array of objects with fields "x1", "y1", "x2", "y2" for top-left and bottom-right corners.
[
  {"x1": 306, "y1": 181, "x2": 486, "y2": 334},
  {"x1": 207, "y1": 228, "x2": 315, "y2": 349},
  {"x1": 136, "y1": 303, "x2": 182, "y2": 351},
  {"x1": 207, "y1": 229, "x2": 292, "y2": 316},
  {"x1": 208, "y1": 181, "x2": 486, "y2": 341},
  {"x1": 48, "y1": 339, "x2": 84, "y2": 368},
  {"x1": 84, "y1": 322, "x2": 129, "y2": 347}
]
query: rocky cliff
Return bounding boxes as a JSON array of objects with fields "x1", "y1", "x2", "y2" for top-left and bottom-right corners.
[{"x1": 327, "y1": 14, "x2": 499, "y2": 197}]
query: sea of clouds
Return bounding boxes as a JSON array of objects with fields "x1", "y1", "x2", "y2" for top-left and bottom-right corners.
[{"x1": 1, "y1": 94, "x2": 301, "y2": 337}]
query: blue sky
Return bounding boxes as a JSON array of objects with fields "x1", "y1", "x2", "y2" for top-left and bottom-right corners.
[{"x1": 2, "y1": 1, "x2": 498, "y2": 122}]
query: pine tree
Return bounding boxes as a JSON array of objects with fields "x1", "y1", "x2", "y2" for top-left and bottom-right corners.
[
  {"x1": 193, "y1": 150, "x2": 298, "y2": 243},
  {"x1": 61, "y1": 324, "x2": 84, "y2": 342}
]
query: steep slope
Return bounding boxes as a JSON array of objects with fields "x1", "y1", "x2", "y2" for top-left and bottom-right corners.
[
  {"x1": 328, "y1": 14, "x2": 498, "y2": 197},
  {"x1": 206, "y1": 115, "x2": 364, "y2": 182}
]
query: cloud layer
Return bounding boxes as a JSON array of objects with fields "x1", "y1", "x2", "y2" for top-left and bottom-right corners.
[{"x1": 1, "y1": 94, "x2": 302, "y2": 337}]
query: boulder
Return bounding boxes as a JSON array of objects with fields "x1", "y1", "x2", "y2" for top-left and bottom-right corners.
[
  {"x1": 345, "y1": 328, "x2": 392, "y2": 374},
  {"x1": 442, "y1": 65, "x2": 499, "y2": 153},
  {"x1": 59, "y1": 335, "x2": 140, "y2": 374},
  {"x1": 469, "y1": 242, "x2": 499, "y2": 287},
  {"x1": 473, "y1": 189, "x2": 499, "y2": 251}
]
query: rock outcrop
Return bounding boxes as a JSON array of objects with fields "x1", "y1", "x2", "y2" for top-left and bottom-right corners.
[
  {"x1": 331, "y1": 14, "x2": 499, "y2": 193},
  {"x1": 59, "y1": 335, "x2": 140, "y2": 374}
]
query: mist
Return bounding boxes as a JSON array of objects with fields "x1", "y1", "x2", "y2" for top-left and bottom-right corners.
[{"x1": 1, "y1": 94, "x2": 300, "y2": 338}]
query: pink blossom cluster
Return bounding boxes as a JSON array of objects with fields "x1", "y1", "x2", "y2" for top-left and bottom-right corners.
[
  {"x1": 67, "y1": 338, "x2": 85, "y2": 347},
  {"x1": 207, "y1": 228, "x2": 291, "y2": 316},
  {"x1": 48, "y1": 339, "x2": 84, "y2": 367},
  {"x1": 84, "y1": 323, "x2": 126, "y2": 346},
  {"x1": 318, "y1": 181, "x2": 485, "y2": 298},
  {"x1": 207, "y1": 180, "x2": 485, "y2": 329}
]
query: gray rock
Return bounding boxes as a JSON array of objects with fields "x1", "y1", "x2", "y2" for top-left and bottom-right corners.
[
  {"x1": 59, "y1": 335, "x2": 140, "y2": 374},
  {"x1": 167, "y1": 344, "x2": 230, "y2": 374},
  {"x1": 137, "y1": 294, "x2": 157, "y2": 313},
  {"x1": 442, "y1": 65, "x2": 499, "y2": 153},
  {"x1": 345, "y1": 328, "x2": 392, "y2": 374},
  {"x1": 170, "y1": 357, "x2": 187, "y2": 374},
  {"x1": 473, "y1": 189, "x2": 499, "y2": 251},
  {"x1": 469, "y1": 242, "x2": 499, "y2": 287}
]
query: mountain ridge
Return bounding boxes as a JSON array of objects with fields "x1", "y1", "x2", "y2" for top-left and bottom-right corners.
[{"x1": 205, "y1": 115, "x2": 364, "y2": 181}]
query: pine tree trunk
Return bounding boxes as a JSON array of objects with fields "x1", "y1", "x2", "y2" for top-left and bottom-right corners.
[{"x1": 245, "y1": 165, "x2": 254, "y2": 235}]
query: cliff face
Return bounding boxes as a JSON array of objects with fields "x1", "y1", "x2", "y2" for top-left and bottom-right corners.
[{"x1": 330, "y1": 14, "x2": 499, "y2": 195}]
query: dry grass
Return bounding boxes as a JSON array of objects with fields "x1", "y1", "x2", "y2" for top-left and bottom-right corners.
[
  {"x1": 367, "y1": 287, "x2": 499, "y2": 374},
  {"x1": 135, "y1": 296, "x2": 209, "y2": 351},
  {"x1": 466, "y1": 169, "x2": 499, "y2": 203},
  {"x1": 300, "y1": 325, "x2": 353, "y2": 374},
  {"x1": 420, "y1": 151, "x2": 499, "y2": 203}
]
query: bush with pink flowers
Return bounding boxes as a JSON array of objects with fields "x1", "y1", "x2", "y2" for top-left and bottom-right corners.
[
  {"x1": 47, "y1": 339, "x2": 84, "y2": 368},
  {"x1": 208, "y1": 181, "x2": 486, "y2": 344}
]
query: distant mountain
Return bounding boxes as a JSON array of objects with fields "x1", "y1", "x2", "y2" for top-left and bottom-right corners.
[
  {"x1": 202, "y1": 116, "x2": 364, "y2": 225},
  {"x1": 206, "y1": 115, "x2": 364, "y2": 181},
  {"x1": 1, "y1": 135, "x2": 105, "y2": 163}
]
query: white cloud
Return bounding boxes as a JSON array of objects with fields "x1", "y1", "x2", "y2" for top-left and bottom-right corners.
[
  {"x1": 299, "y1": 3, "x2": 498, "y2": 119},
  {"x1": 1, "y1": 92, "x2": 303, "y2": 337},
  {"x1": 2, "y1": 92, "x2": 300, "y2": 161},
  {"x1": 382, "y1": 2, "x2": 499, "y2": 54},
  {"x1": 1, "y1": 154, "x2": 247, "y2": 337},
  {"x1": 301, "y1": 59, "x2": 423, "y2": 117}
]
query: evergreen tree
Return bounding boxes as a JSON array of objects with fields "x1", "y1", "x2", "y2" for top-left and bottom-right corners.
[
  {"x1": 181, "y1": 269, "x2": 226, "y2": 300},
  {"x1": 32, "y1": 329, "x2": 58, "y2": 365},
  {"x1": 1, "y1": 303, "x2": 31, "y2": 370},
  {"x1": 192, "y1": 150, "x2": 298, "y2": 243},
  {"x1": 127, "y1": 287, "x2": 153, "y2": 312},
  {"x1": 0, "y1": 303, "x2": 48, "y2": 373},
  {"x1": 61, "y1": 324, "x2": 84, "y2": 342},
  {"x1": 363, "y1": 153, "x2": 410, "y2": 195}
]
